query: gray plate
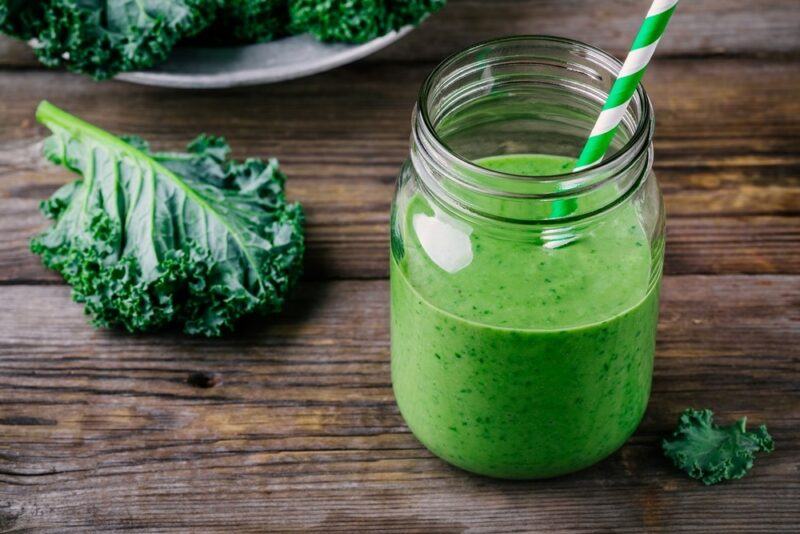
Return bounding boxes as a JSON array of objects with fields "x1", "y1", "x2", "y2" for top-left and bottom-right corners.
[{"x1": 115, "y1": 27, "x2": 412, "y2": 89}]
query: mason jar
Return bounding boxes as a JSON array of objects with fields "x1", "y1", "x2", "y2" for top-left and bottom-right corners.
[{"x1": 390, "y1": 36, "x2": 665, "y2": 479}]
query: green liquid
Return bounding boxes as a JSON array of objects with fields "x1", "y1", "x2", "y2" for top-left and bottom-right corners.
[{"x1": 390, "y1": 154, "x2": 660, "y2": 478}]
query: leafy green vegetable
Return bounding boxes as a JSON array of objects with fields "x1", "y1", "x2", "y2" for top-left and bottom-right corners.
[
  {"x1": 197, "y1": 0, "x2": 289, "y2": 45},
  {"x1": 385, "y1": 0, "x2": 446, "y2": 29},
  {"x1": 1, "y1": 1, "x2": 446, "y2": 78},
  {"x1": 288, "y1": 0, "x2": 444, "y2": 43},
  {"x1": 0, "y1": 0, "x2": 216, "y2": 80},
  {"x1": 31, "y1": 101, "x2": 305, "y2": 336},
  {"x1": 662, "y1": 409, "x2": 773, "y2": 485},
  {"x1": 288, "y1": 0, "x2": 386, "y2": 44}
]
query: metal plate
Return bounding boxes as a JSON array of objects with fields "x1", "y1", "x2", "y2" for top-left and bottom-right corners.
[{"x1": 116, "y1": 28, "x2": 413, "y2": 89}]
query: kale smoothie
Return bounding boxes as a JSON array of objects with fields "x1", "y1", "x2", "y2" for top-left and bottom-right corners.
[{"x1": 390, "y1": 154, "x2": 661, "y2": 479}]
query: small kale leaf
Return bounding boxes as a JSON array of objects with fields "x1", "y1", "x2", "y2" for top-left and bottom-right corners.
[
  {"x1": 662, "y1": 408, "x2": 773, "y2": 485},
  {"x1": 31, "y1": 101, "x2": 305, "y2": 336}
]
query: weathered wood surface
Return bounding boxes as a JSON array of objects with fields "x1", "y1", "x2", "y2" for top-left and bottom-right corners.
[
  {"x1": 0, "y1": 58, "x2": 799, "y2": 281},
  {"x1": 0, "y1": 0, "x2": 799, "y2": 531},
  {"x1": 0, "y1": 277, "x2": 798, "y2": 532}
]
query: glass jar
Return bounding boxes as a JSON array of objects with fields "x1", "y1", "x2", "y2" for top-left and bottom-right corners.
[{"x1": 390, "y1": 36, "x2": 665, "y2": 479}]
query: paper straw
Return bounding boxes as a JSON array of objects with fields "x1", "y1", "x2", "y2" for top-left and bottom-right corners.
[{"x1": 573, "y1": 0, "x2": 679, "y2": 172}]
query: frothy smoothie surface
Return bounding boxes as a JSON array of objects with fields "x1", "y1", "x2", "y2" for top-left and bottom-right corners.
[{"x1": 391, "y1": 153, "x2": 660, "y2": 478}]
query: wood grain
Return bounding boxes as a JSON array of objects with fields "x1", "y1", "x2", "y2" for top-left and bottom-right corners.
[
  {"x1": 381, "y1": 0, "x2": 800, "y2": 60},
  {"x1": 0, "y1": 1, "x2": 798, "y2": 531},
  {"x1": 0, "y1": 276, "x2": 797, "y2": 532},
  {"x1": 0, "y1": 58, "x2": 798, "y2": 281}
]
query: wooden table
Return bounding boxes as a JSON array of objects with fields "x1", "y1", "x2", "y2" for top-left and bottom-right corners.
[{"x1": 0, "y1": 1, "x2": 798, "y2": 531}]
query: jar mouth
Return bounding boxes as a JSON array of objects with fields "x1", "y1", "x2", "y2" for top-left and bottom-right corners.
[{"x1": 416, "y1": 35, "x2": 653, "y2": 195}]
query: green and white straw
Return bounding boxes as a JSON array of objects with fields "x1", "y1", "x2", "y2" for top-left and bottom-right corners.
[{"x1": 573, "y1": 0, "x2": 680, "y2": 172}]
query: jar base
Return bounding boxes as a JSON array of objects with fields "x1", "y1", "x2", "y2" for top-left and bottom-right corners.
[{"x1": 403, "y1": 412, "x2": 647, "y2": 480}]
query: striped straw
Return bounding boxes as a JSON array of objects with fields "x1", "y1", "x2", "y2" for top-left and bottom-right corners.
[{"x1": 573, "y1": 0, "x2": 679, "y2": 172}]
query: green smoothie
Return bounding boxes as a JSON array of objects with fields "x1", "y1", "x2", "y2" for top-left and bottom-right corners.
[{"x1": 390, "y1": 154, "x2": 660, "y2": 478}]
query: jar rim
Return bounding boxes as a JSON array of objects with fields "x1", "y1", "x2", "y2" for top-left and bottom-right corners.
[{"x1": 417, "y1": 35, "x2": 653, "y2": 185}]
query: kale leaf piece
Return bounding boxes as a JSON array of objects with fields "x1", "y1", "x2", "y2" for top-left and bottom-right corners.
[
  {"x1": 288, "y1": 0, "x2": 444, "y2": 44},
  {"x1": 197, "y1": 0, "x2": 289, "y2": 44},
  {"x1": 31, "y1": 101, "x2": 305, "y2": 336},
  {"x1": 385, "y1": 0, "x2": 446, "y2": 29},
  {"x1": 288, "y1": 0, "x2": 386, "y2": 44},
  {"x1": 0, "y1": 0, "x2": 216, "y2": 79},
  {"x1": 662, "y1": 409, "x2": 773, "y2": 485},
  {"x1": 1, "y1": 1, "x2": 447, "y2": 77}
]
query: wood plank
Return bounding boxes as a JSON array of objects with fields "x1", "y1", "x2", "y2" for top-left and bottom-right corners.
[
  {"x1": 381, "y1": 0, "x2": 800, "y2": 60},
  {"x1": 0, "y1": 59, "x2": 798, "y2": 281},
  {"x1": 0, "y1": 35, "x2": 34, "y2": 67},
  {"x1": 0, "y1": 276, "x2": 797, "y2": 531},
  {"x1": 0, "y1": 59, "x2": 796, "y2": 160},
  {"x1": 1, "y1": 0, "x2": 799, "y2": 70},
  {"x1": 665, "y1": 216, "x2": 800, "y2": 275},
  {"x1": 1, "y1": 1, "x2": 797, "y2": 530}
]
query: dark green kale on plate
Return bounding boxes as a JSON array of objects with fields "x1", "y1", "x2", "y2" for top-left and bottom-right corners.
[
  {"x1": 288, "y1": 0, "x2": 445, "y2": 43},
  {"x1": 385, "y1": 0, "x2": 446, "y2": 31},
  {"x1": 0, "y1": 0, "x2": 216, "y2": 80},
  {"x1": 0, "y1": 0, "x2": 446, "y2": 79},
  {"x1": 662, "y1": 409, "x2": 773, "y2": 485},
  {"x1": 198, "y1": 0, "x2": 290, "y2": 45},
  {"x1": 31, "y1": 101, "x2": 305, "y2": 337},
  {"x1": 288, "y1": 0, "x2": 386, "y2": 44}
]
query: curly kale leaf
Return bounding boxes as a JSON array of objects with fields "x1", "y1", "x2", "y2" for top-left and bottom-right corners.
[
  {"x1": 288, "y1": 0, "x2": 385, "y2": 44},
  {"x1": 31, "y1": 101, "x2": 305, "y2": 337},
  {"x1": 288, "y1": 0, "x2": 444, "y2": 44},
  {"x1": 385, "y1": 0, "x2": 446, "y2": 28},
  {"x1": 662, "y1": 409, "x2": 773, "y2": 485},
  {"x1": 195, "y1": 0, "x2": 289, "y2": 45},
  {"x1": 2, "y1": 1, "x2": 447, "y2": 74},
  {"x1": 0, "y1": 0, "x2": 216, "y2": 79}
]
